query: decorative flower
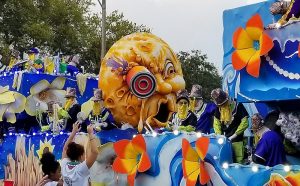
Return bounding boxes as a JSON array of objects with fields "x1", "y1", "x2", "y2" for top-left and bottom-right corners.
[
  {"x1": 0, "y1": 86, "x2": 26, "y2": 123},
  {"x1": 25, "y1": 77, "x2": 66, "y2": 116},
  {"x1": 298, "y1": 43, "x2": 300, "y2": 58},
  {"x1": 112, "y1": 134, "x2": 151, "y2": 186},
  {"x1": 264, "y1": 172, "x2": 300, "y2": 186},
  {"x1": 36, "y1": 138, "x2": 55, "y2": 159},
  {"x1": 265, "y1": 172, "x2": 300, "y2": 186},
  {"x1": 182, "y1": 137, "x2": 210, "y2": 186},
  {"x1": 285, "y1": 172, "x2": 300, "y2": 186},
  {"x1": 232, "y1": 14, "x2": 274, "y2": 77}
]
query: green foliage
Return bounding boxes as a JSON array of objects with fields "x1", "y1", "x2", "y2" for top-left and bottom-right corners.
[
  {"x1": 0, "y1": 0, "x2": 93, "y2": 52},
  {"x1": 0, "y1": 1, "x2": 150, "y2": 73},
  {"x1": 105, "y1": 11, "x2": 150, "y2": 51},
  {"x1": 178, "y1": 50, "x2": 222, "y2": 102},
  {"x1": 82, "y1": 10, "x2": 151, "y2": 73}
]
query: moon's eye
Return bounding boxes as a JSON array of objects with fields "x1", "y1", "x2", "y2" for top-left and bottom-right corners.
[{"x1": 164, "y1": 60, "x2": 176, "y2": 78}]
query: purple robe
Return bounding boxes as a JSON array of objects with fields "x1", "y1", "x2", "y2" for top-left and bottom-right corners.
[
  {"x1": 67, "y1": 65, "x2": 79, "y2": 76},
  {"x1": 255, "y1": 130, "x2": 286, "y2": 167},
  {"x1": 286, "y1": 0, "x2": 300, "y2": 21},
  {"x1": 195, "y1": 103, "x2": 216, "y2": 134}
]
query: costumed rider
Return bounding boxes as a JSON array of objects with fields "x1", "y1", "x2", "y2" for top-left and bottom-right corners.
[
  {"x1": 211, "y1": 88, "x2": 249, "y2": 163},
  {"x1": 26, "y1": 47, "x2": 44, "y2": 73},
  {"x1": 268, "y1": 0, "x2": 300, "y2": 28},
  {"x1": 63, "y1": 87, "x2": 81, "y2": 132},
  {"x1": 251, "y1": 113, "x2": 286, "y2": 166},
  {"x1": 169, "y1": 89, "x2": 197, "y2": 131},
  {"x1": 0, "y1": 54, "x2": 7, "y2": 74},
  {"x1": 189, "y1": 84, "x2": 216, "y2": 134},
  {"x1": 7, "y1": 49, "x2": 21, "y2": 72},
  {"x1": 41, "y1": 101, "x2": 69, "y2": 133},
  {"x1": 67, "y1": 54, "x2": 81, "y2": 76},
  {"x1": 80, "y1": 88, "x2": 116, "y2": 132}
]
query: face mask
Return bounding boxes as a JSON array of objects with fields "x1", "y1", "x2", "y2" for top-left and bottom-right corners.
[
  {"x1": 9, "y1": 57, "x2": 17, "y2": 67},
  {"x1": 178, "y1": 104, "x2": 188, "y2": 119},
  {"x1": 29, "y1": 54, "x2": 35, "y2": 61},
  {"x1": 92, "y1": 101, "x2": 102, "y2": 116},
  {"x1": 189, "y1": 98, "x2": 196, "y2": 113},
  {"x1": 254, "y1": 133, "x2": 261, "y2": 145},
  {"x1": 219, "y1": 101, "x2": 232, "y2": 124},
  {"x1": 64, "y1": 98, "x2": 74, "y2": 110}
]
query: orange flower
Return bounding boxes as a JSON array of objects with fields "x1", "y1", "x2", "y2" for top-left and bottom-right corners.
[
  {"x1": 232, "y1": 14, "x2": 274, "y2": 77},
  {"x1": 298, "y1": 43, "x2": 300, "y2": 58},
  {"x1": 285, "y1": 172, "x2": 300, "y2": 186},
  {"x1": 182, "y1": 137, "x2": 210, "y2": 186},
  {"x1": 266, "y1": 173, "x2": 291, "y2": 186},
  {"x1": 112, "y1": 134, "x2": 151, "y2": 186},
  {"x1": 266, "y1": 172, "x2": 300, "y2": 186}
]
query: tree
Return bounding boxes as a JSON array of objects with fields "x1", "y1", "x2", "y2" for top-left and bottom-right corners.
[
  {"x1": 0, "y1": 0, "x2": 94, "y2": 54},
  {"x1": 81, "y1": 10, "x2": 151, "y2": 73},
  {"x1": 178, "y1": 50, "x2": 222, "y2": 102},
  {"x1": 0, "y1": 1, "x2": 150, "y2": 73}
]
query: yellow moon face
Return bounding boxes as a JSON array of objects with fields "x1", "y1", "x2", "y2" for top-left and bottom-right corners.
[{"x1": 99, "y1": 33, "x2": 185, "y2": 128}]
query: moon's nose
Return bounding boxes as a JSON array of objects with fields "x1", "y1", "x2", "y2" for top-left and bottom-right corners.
[{"x1": 155, "y1": 74, "x2": 172, "y2": 95}]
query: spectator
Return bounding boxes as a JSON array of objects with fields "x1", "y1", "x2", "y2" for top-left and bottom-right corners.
[
  {"x1": 61, "y1": 122, "x2": 99, "y2": 186},
  {"x1": 40, "y1": 152, "x2": 63, "y2": 186}
]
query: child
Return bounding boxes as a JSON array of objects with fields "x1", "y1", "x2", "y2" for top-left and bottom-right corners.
[
  {"x1": 61, "y1": 122, "x2": 99, "y2": 186},
  {"x1": 40, "y1": 152, "x2": 63, "y2": 186}
]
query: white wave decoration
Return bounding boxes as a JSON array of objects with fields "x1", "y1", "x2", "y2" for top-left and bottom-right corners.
[
  {"x1": 135, "y1": 135, "x2": 189, "y2": 186},
  {"x1": 265, "y1": 21, "x2": 300, "y2": 53},
  {"x1": 222, "y1": 64, "x2": 238, "y2": 95}
]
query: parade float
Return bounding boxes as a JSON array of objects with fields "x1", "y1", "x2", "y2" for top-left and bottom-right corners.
[{"x1": 0, "y1": 1, "x2": 300, "y2": 186}]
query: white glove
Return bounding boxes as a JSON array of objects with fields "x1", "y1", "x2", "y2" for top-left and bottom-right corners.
[
  {"x1": 121, "y1": 123, "x2": 134, "y2": 130},
  {"x1": 101, "y1": 122, "x2": 108, "y2": 128},
  {"x1": 94, "y1": 122, "x2": 108, "y2": 128},
  {"x1": 228, "y1": 133, "x2": 238, "y2": 141}
]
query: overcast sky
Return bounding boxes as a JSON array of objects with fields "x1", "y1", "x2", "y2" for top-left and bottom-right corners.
[{"x1": 93, "y1": 0, "x2": 266, "y2": 73}]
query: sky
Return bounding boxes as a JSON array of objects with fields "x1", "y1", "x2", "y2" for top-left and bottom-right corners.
[{"x1": 92, "y1": 0, "x2": 266, "y2": 73}]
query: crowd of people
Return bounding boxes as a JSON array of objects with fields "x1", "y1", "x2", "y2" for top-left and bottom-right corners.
[
  {"x1": 0, "y1": 86, "x2": 116, "y2": 137},
  {"x1": 169, "y1": 85, "x2": 287, "y2": 166},
  {"x1": 37, "y1": 123, "x2": 100, "y2": 186},
  {"x1": 33, "y1": 84, "x2": 289, "y2": 185},
  {"x1": 0, "y1": 47, "x2": 83, "y2": 76},
  {"x1": 0, "y1": 82, "x2": 291, "y2": 185}
]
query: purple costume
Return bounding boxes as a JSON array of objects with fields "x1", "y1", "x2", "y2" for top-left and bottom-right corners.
[
  {"x1": 67, "y1": 65, "x2": 80, "y2": 76},
  {"x1": 195, "y1": 103, "x2": 216, "y2": 134},
  {"x1": 286, "y1": 0, "x2": 300, "y2": 21},
  {"x1": 255, "y1": 130, "x2": 286, "y2": 167}
]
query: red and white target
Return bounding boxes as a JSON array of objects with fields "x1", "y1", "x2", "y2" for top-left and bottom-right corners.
[{"x1": 126, "y1": 66, "x2": 156, "y2": 98}]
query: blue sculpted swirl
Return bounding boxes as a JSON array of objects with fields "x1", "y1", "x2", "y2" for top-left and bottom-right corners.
[
  {"x1": 136, "y1": 133, "x2": 233, "y2": 186},
  {"x1": 222, "y1": 64, "x2": 238, "y2": 98}
]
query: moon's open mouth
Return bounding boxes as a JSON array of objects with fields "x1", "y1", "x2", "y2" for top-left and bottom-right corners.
[
  {"x1": 154, "y1": 103, "x2": 169, "y2": 123},
  {"x1": 148, "y1": 97, "x2": 175, "y2": 127}
]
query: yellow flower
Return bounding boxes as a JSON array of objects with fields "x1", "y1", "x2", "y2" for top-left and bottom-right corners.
[
  {"x1": 232, "y1": 14, "x2": 274, "y2": 77},
  {"x1": 265, "y1": 172, "x2": 300, "y2": 186},
  {"x1": 182, "y1": 137, "x2": 210, "y2": 186},
  {"x1": 25, "y1": 77, "x2": 66, "y2": 116},
  {"x1": 0, "y1": 86, "x2": 26, "y2": 123},
  {"x1": 36, "y1": 138, "x2": 55, "y2": 159},
  {"x1": 113, "y1": 134, "x2": 151, "y2": 186}
]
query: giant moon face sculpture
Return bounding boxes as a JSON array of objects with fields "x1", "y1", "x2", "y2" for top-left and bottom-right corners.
[{"x1": 99, "y1": 33, "x2": 185, "y2": 128}]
